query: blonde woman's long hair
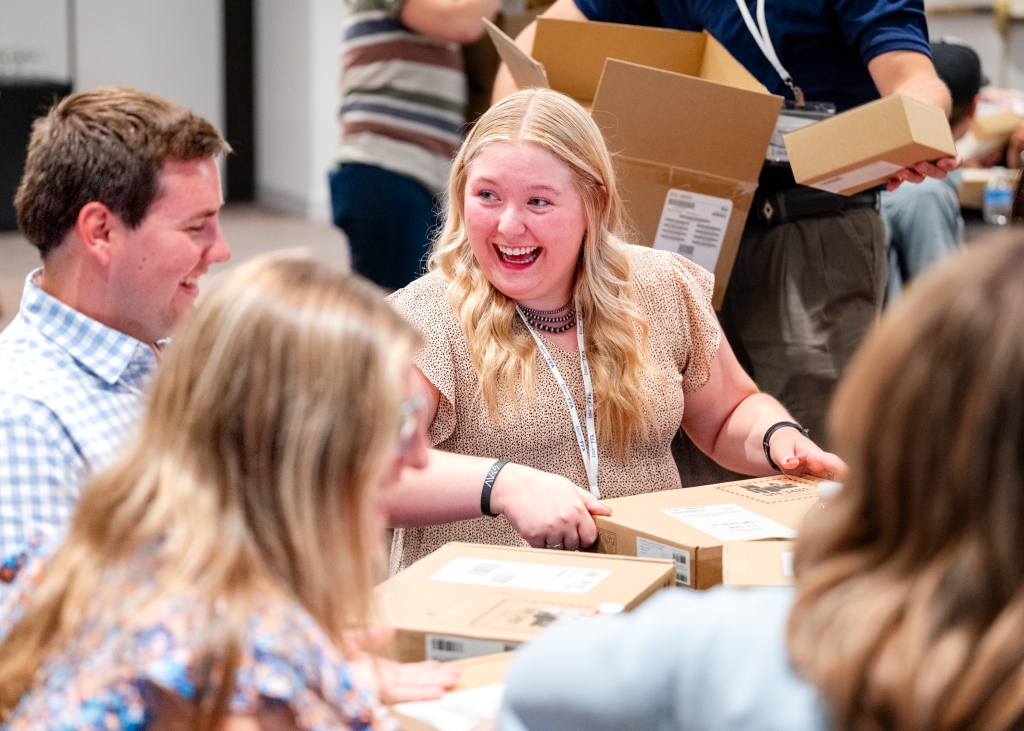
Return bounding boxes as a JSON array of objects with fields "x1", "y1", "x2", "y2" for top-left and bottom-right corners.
[
  {"x1": 0, "y1": 252, "x2": 420, "y2": 727},
  {"x1": 430, "y1": 88, "x2": 660, "y2": 457},
  {"x1": 789, "y1": 233, "x2": 1024, "y2": 731}
]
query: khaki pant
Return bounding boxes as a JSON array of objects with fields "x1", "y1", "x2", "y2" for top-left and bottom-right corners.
[{"x1": 718, "y1": 206, "x2": 888, "y2": 449}]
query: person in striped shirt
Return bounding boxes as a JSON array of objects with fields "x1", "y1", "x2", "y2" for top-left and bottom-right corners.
[{"x1": 331, "y1": 0, "x2": 499, "y2": 290}]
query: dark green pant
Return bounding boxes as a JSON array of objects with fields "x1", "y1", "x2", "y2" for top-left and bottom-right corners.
[
  {"x1": 720, "y1": 206, "x2": 888, "y2": 448},
  {"x1": 674, "y1": 206, "x2": 886, "y2": 486}
]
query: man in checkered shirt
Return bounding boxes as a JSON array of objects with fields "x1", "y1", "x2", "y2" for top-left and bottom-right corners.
[{"x1": 0, "y1": 87, "x2": 231, "y2": 588}]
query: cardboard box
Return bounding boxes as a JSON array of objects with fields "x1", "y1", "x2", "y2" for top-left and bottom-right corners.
[
  {"x1": 721, "y1": 540, "x2": 796, "y2": 586},
  {"x1": 958, "y1": 167, "x2": 1022, "y2": 210},
  {"x1": 392, "y1": 652, "x2": 512, "y2": 731},
  {"x1": 784, "y1": 94, "x2": 957, "y2": 196},
  {"x1": 375, "y1": 542, "x2": 674, "y2": 662},
  {"x1": 594, "y1": 475, "x2": 820, "y2": 590},
  {"x1": 485, "y1": 18, "x2": 782, "y2": 307}
]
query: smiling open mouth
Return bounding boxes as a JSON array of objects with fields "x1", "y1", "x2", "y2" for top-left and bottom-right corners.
[{"x1": 496, "y1": 244, "x2": 540, "y2": 265}]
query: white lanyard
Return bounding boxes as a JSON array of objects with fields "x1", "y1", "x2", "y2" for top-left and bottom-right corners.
[
  {"x1": 735, "y1": 0, "x2": 804, "y2": 106},
  {"x1": 516, "y1": 307, "x2": 600, "y2": 500}
]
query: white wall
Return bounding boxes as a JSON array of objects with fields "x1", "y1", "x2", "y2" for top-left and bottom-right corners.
[
  {"x1": 0, "y1": 0, "x2": 222, "y2": 133},
  {"x1": 0, "y1": 0, "x2": 69, "y2": 79},
  {"x1": 75, "y1": 0, "x2": 223, "y2": 132},
  {"x1": 255, "y1": 0, "x2": 342, "y2": 220}
]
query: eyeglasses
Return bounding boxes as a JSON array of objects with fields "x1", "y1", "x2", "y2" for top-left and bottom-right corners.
[{"x1": 397, "y1": 395, "x2": 426, "y2": 456}]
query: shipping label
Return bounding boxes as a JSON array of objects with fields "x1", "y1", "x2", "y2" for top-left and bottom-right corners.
[
  {"x1": 470, "y1": 598, "x2": 596, "y2": 634},
  {"x1": 652, "y1": 189, "x2": 733, "y2": 273},
  {"x1": 424, "y1": 634, "x2": 517, "y2": 662},
  {"x1": 636, "y1": 536, "x2": 691, "y2": 586},
  {"x1": 428, "y1": 557, "x2": 611, "y2": 594},
  {"x1": 662, "y1": 503, "x2": 798, "y2": 542},
  {"x1": 715, "y1": 476, "x2": 818, "y2": 505},
  {"x1": 811, "y1": 160, "x2": 903, "y2": 194},
  {"x1": 781, "y1": 551, "x2": 795, "y2": 577}
]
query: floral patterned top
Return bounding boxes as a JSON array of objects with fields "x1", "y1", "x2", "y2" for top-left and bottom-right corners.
[{"x1": 0, "y1": 536, "x2": 397, "y2": 731}]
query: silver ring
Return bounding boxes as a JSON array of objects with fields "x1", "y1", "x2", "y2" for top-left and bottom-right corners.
[{"x1": 545, "y1": 542, "x2": 563, "y2": 550}]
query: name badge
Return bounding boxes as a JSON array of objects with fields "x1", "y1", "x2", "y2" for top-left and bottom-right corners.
[{"x1": 766, "y1": 100, "x2": 836, "y2": 163}]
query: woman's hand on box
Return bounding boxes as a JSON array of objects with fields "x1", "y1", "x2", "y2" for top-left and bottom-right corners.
[
  {"x1": 490, "y1": 463, "x2": 611, "y2": 551},
  {"x1": 768, "y1": 428, "x2": 847, "y2": 482},
  {"x1": 343, "y1": 627, "x2": 461, "y2": 704}
]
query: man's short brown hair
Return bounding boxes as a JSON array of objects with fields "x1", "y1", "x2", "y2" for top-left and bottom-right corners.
[{"x1": 15, "y1": 86, "x2": 231, "y2": 257}]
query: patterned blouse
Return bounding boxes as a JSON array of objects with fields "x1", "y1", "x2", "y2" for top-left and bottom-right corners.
[
  {"x1": 386, "y1": 245, "x2": 722, "y2": 573},
  {"x1": 0, "y1": 537, "x2": 396, "y2": 731}
]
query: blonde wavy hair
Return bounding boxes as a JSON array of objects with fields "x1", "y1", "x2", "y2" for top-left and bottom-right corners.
[
  {"x1": 430, "y1": 88, "x2": 660, "y2": 457},
  {"x1": 789, "y1": 233, "x2": 1024, "y2": 730},
  {"x1": 0, "y1": 252, "x2": 420, "y2": 728}
]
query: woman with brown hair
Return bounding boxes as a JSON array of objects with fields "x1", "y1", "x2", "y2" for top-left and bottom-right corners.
[
  {"x1": 384, "y1": 88, "x2": 843, "y2": 573},
  {"x1": 0, "y1": 252, "x2": 454, "y2": 730},
  {"x1": 496, "y1": 232, "x2": 1024, "y2": 731}
]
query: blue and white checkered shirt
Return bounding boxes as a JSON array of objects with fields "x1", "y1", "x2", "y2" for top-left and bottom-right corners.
[{"x1": 0, "y1": 269, "x2": 157, "y2": 574}]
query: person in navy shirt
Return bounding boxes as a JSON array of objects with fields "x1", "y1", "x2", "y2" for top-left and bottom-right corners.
[{"x1": 493, "y1": 0, "x2": 958, "y2": 457}]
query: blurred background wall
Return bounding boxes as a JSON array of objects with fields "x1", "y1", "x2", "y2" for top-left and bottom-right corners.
[{"x1": 3, "y1": 0, "x2": 1024, "y2": 222}]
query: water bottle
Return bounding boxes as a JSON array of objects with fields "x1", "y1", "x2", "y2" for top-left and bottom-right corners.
[{"x1": 984, "y1": 167, "x2": 1014, "y2": 225}]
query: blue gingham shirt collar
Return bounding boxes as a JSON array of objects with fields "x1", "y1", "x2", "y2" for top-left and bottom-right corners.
[{"x1": 19, "y1": 269, "x2": 155, "y2": 387}]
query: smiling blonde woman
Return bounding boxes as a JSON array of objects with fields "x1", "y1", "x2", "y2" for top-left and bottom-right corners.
[{"x1": 383, "y1": 89, "x2": 843, "y2": 572}]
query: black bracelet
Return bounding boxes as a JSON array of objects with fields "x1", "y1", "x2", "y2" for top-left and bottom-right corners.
[
  {"x1": 481, "y1": 460, "x2": 508, "y2": 517},
  {"x1": 763, "y1": 421, "x2": 810, "y2": 472}
]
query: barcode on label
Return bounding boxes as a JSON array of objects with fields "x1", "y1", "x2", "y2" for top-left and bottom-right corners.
[
  {"x1": 677, "y1": 244, "x2": 695, "y2": 257},
  {"x1": 669, "y1": 199, "x2": 696, "y2": 209},
  {"x1": 468, "y1": 563, "x2": 498, "y2": 576},
  {"x1": 492, "y1": 573, "x2": 515, "y2": 584},
  {"x1": 430, "y1": 638, "x2": 463, "y2": 653}
]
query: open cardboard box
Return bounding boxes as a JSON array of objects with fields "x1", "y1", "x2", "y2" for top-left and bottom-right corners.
[
  {"x1": 375, "y1": 542, "x2": 673, "y2": 662},
  {"x1": 392, "y1": 652, "x2": 513, "y2": 731},
  {"x1": 784, "y1": 95, "x2": 957, "y2": 196},
  {"x1": 485, "y1": 18, "x2": 782, "y2": 306},
  {"x1": 957, "y1": 109, "x2": 1023, "y2": 164},
  {"x1": 593, "y1": 475, "x2": 820, "y2": 590}
]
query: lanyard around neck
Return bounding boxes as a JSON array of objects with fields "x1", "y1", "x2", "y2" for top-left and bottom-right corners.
[
  {"x1": 516, "y1": 307, "x2": 600, "y2": 500},
  {"x1": 735, "y1": 0, "x2": 805, "y2": 106}
]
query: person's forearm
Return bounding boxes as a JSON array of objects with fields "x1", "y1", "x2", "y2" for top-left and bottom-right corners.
[
  {"x1": 705, "y1": 393, "x2": 794, "y2": 476},
  {"x1": 384, "y1": 448, "x2": 497, "y2": 527},
  {"x1": 894, "y1": 74, "x2": 953, "y2": 117}
]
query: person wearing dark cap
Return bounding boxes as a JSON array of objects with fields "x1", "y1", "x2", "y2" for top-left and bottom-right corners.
[{"x1": 882, "y1": 38, "x2": 983, "y2": 297}]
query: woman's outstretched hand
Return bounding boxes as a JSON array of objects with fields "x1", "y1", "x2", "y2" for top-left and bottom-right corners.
[
  {"x1": 343, "y1": 627, "x2": 461, "y2": 704},
  {"x1": 768, "y1": 428, "x2": 847, "y2": 481},
  {"x1": 490, "y1": 462, "x2": 611, "y2": 551}
]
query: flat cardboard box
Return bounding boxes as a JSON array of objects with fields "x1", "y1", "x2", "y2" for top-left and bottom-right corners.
[
  {"x1": 721, "y1": 540, "x2": 796, "y2": 586},
  {"x1": 785, "y1": 95, "x2": 957, "y2": 196},
  {"x1": 392, "y1": 652, "x2": 512, "y2": 731},
  {"x1": 485, "y1": 18, "x2": 782, "y2": 306},
  {"x1": 958, "y1": 167, "x2": 1022, "y2": 210},
  {"x1": 594, "y1": 475, "x2": 820, "y2": 590},
  {"x1": 375, "y1": 542, "x2": 673, "y2": 662}
]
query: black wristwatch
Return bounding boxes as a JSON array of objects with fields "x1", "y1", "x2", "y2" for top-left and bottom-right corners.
[{"x1": 763, "y1": 421, "x2": 810, "y2": 471}]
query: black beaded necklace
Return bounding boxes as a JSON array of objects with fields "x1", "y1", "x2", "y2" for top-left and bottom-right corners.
[{"x1": 518, "y1": 301, "x2": 577, "y2": 333}]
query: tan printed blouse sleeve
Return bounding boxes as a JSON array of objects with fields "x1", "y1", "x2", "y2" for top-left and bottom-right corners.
[
  {"x1": 387, "y1": 274, "x2": 458, "y2": 445},
  {"x1": 384, "y1": 247, "x2": 721, "y2": 574}
]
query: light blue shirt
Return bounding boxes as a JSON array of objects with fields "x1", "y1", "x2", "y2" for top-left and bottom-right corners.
[
  {"x1": 498, "y1": 586, "x2": 830, "y2": 731},
  {"x1": 882, "y1": 169, "x2": 963, "y2": 287},
  {"x1": 0, "y1": 270, "x2": 156, "y2": 578}
]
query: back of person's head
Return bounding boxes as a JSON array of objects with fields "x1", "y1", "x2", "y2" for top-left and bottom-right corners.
[
  {"x1": 430, "y1": 88, "x2": 659, "y2": 457},
  {"x1": 931, "y1": 38, "x2": 985, "y2": 130},
  {"x1": 15, "y1": 85, "x2": 230, "y2": 258},
  {"x1": 789, "y1": 233, "x2": 1024, "y2": 730},
  {"x1": 0, "y1": 251, "x2": 419, "y2": 725}
]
